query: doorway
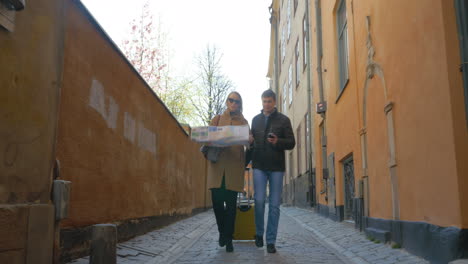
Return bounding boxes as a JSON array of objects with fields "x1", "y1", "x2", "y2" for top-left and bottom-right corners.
[{"x1": 342, "y1": 155, "x2": 355, "y2": 221}]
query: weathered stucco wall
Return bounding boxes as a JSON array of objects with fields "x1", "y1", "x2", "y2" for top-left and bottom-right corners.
[
  {"x1": 441, "y1": 0, "x2": 468, "y2": 229},
  {"x1": 315, "y1": 0, "x2": 364, "y2": 215},
  {"x1": 353, "y1": 0, "x2": 465, "y2": 228},
  {"x1": 314, "y1": 0, "x2": 467, "y2": 228},
  {"x1": 0, "y1": 0, "x2": 64, "y2": 263},
  {"x1": 56, "y1": 1, "x2": 207, "y2": 229},
  {"x1": 0, "y1": 0, "x2": 63, "y2": 205}
]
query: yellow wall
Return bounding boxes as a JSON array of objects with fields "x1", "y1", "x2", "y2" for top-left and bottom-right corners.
[
  {"x1": 0, "y1": 0, "x2": 63, "y2": 205},
  {"x1": 56, "y1": 1, "x2": 208, "y2": 228},
  {"x1": 314, "y1": 0, "x2": 364, "y2": 212},
  {"x1": 313, "y1": 0, "x2": 467, "y2": 228},
  {"x1": 441, "y1": 0, "x2": 468, "y2": 229},
  {"x1": 0, "y1": 0, "x2": 64, "y2": 262}
]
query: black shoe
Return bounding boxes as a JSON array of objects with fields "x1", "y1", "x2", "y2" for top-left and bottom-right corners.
[
  {"x1": 225, "y1": 240, "x2": 234, "y2": 252},
  {"x1": 267, "y1": 244, "x2": 276, "y2": 253},
  {"x1": 254, "y1": 235, "x2": 264, "y2": 248},
  {"x1": 218, "y1": 234, "x2": 226, "y2": 247}
]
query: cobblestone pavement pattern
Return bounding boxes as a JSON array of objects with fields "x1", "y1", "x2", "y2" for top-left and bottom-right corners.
[{"x1": 70, "y1": 206, "x2": 429, "y2": 264}]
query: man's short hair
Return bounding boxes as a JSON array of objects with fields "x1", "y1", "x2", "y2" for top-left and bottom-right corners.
[{"x1": 261, "y1": 89, "x2": 276, "y2": 101}]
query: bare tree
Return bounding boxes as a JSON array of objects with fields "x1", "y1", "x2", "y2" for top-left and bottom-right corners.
[{"x1": 192, "y1": 45, "x2": 234, "y2": 125}]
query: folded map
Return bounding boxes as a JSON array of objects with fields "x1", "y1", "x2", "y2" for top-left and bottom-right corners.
[{"x1": 191, "y1": 125, "x2": 249, "y2": 146}]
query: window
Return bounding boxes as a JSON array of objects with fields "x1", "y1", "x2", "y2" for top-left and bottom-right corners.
[
  {"x1": 282, "y1": 82, "x2": 288, "y2": 113},
  {"x1": 297, "y1": 124, "x2": 302, "y2": 176},
  {"x1": 455, "y1": 0, "x2": 468, "y2": 125},
  {"x1": 0, "y1": 1, "x2": 17, "y2": 32},
  {"x1": 303, "y1": 15, "x2": 308, "y2": 70},
  {"x1": 337, "y1": 0, "x2": 349, "y2": 95},
  {"x1": 289, "y1": 152, "x2": 294, "y2": 180},
  {"x1": 287, "y1": 0, "x2": 291, "y2": 40},
  {"x1": 282, "y1": 25, "x2": 286, "y2": 62},
  {"x1": 279, "y1": 10, "x2": 282, "y2": 69},
  {"x1": 304, "y1": 113, "x2": 310, "y2": 170},
  {"x1": 278, "y1": 94, "x2": 282, "y2": 111},
  {"x1": 288, "y1": 64, "x2": 293, "y2": 105},
  {"x1": 295, "y1": 39, "x2": 300, "y2": 88},
  {"x1": 279, "y1": 42, "x2": 282, "y2": 73}
]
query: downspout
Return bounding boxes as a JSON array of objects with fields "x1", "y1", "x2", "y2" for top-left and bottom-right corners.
[
  {"x1": 269, "y1": 3, "x2": 279, "y2": 94},
  {"x1": 305, "y1": 0, "x2": 314, "y2": 206},
  {"x1": 315, "y1": 0, "x2": 324, "y2": 103},
  {"x1": 274, "y1": 10, "x2": 280, "y2": 94},
  {"x1": 315, "y1": 0, "x2": 327, "y2": 201}
]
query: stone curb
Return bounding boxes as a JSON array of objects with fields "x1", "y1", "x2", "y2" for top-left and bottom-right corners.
[{"x1": 283, "y1": 207, "x2": 429, "y2": 264}]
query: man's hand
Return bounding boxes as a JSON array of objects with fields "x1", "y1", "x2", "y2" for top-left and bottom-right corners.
[{"x1": 267, "y1": 133, "x2": 278, "y2": 145}]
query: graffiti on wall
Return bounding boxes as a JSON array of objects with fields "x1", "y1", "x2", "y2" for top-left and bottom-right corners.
[{"x1": 89, "y1": 79, "x2": 157, "y2": 156}]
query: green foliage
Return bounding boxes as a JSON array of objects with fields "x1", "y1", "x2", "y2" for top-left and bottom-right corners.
[{"x1": 391, "y1": 242, "x2": 401, "y2": 249}]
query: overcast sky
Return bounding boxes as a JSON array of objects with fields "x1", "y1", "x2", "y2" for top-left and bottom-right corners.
[{"x1": 80, "y1": 0, "x2": 272, "y2": 124}]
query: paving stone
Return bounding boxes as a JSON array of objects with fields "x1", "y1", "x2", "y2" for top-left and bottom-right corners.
[
  {"x1": 68, "y1": 206, "x2": 431, "y2": 264},
  {"x1": 282, "y1": 207, "x2": 429, "y2": 264}
]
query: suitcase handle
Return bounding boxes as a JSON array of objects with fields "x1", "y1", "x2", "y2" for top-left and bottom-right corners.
[{"x1": 237, "y1": 167, "x2": 253, "y2": 208}]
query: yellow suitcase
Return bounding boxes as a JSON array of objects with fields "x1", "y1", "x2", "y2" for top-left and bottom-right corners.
[
  {"x1": 233, "y1": 200, "x2": 255, "y2": 240},
  {"x1": 233, "y1": 168, "x2": 255, "y2": 240}
]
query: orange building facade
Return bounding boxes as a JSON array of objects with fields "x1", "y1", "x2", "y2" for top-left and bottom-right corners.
[{"x1": 268, "y1": 0, "x2": 468, "y2": 262}]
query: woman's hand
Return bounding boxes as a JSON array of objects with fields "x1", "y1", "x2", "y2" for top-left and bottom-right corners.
[{"x1": 249, "y1": 134, "x2": 254, "y2": 144}]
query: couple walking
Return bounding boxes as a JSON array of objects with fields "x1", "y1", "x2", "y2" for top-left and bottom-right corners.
[{"x1": 205, "y1": 89, "x2": 295, "y2": 253}]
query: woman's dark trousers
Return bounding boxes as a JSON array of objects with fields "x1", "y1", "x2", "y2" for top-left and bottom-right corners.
[{"x1": 211, "y1": 177, "x2": 237, "y2": 241}]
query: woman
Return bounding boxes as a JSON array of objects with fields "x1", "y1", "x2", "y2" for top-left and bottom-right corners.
[{"x1": 207, "y1": 91, "x2": 249, "y2": 253}]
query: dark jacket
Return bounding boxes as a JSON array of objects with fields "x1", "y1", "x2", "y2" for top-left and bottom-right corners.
[{"x1": 251, "y1": 108, "x2": 295, "y2": 171}]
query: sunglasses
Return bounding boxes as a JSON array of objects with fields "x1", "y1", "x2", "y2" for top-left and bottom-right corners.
[{"x1": 228, "y1": 98, "x2": 241, "y2": 105}]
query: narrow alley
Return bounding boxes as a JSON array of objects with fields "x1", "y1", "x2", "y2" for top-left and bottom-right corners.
[
  {"x1": 2, "y1": 0, "x2": 468, "y2": 264},
  {"x1": 69, "y1": 207, "x2": 428, "y2": 264}
]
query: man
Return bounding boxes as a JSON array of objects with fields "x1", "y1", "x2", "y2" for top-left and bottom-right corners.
[{"x1": 250, "y1": 89, "x2": 295, "y2": 253}]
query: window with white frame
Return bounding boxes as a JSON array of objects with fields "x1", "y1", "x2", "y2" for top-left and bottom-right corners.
[
  {"x1": 289, "y1": 152, "x2": 294, "y2": 180},
  {"x1": 288, "y1": 64, "x2": 293, "y2": 105},
  {"x1": 282, "y1": 25, "x2": 286, "y2": 62},
  {"x1": 282, "y1": 82, "x2": 288, "y2": 113},
  {"x1": 287, "y1": 0, "x2": 291, "y2": 40},
  {"x1": 296, "y1": 124, "x2": 302, "y2": 175},
  {"x1": 295, "y1": 39, "x2": 300, "y2": 88},
  {"x1": 0, "y1": 0, "x2": 24, "y2": 32},
  {"x1": 304, "y1": 113, "x2": 310, "y2": 170},
  {"x1": 337, "y1": 0, "x2": 349, "y2": 94},
  {"x1": 303, "y1": 14, "x2": 308, "y2": 70},
  {"x1": 279, "y1": 42, "x2": 282, "y2": 73}
]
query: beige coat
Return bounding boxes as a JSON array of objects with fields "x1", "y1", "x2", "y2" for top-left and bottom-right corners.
[{"x1": 207, "y1": 110, "x2": 248, "y2": 192}]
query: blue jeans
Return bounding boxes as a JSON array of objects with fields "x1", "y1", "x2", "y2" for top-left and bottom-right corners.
[{"x1": 253, "y1": 169, "x2": 284, "y2": 245}]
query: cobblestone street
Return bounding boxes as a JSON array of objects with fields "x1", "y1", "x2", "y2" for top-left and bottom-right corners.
[{"x1": 69, "y1": 206, "x2": 429, "y2": 264}]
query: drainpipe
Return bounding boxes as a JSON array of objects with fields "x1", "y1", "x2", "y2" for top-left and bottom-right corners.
[
  {"x1": 269, "y1": 3, "x2": 279, "y2": 94},
  {"x1": 315, "y1": 0, "x2": 324, "y2": 103},
  {"x1": 315, "y1": 0, "x2": 327, "y2": 204},
  {"x1": 305, "y1": 0, "x2": 314, "y2": 206}
]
